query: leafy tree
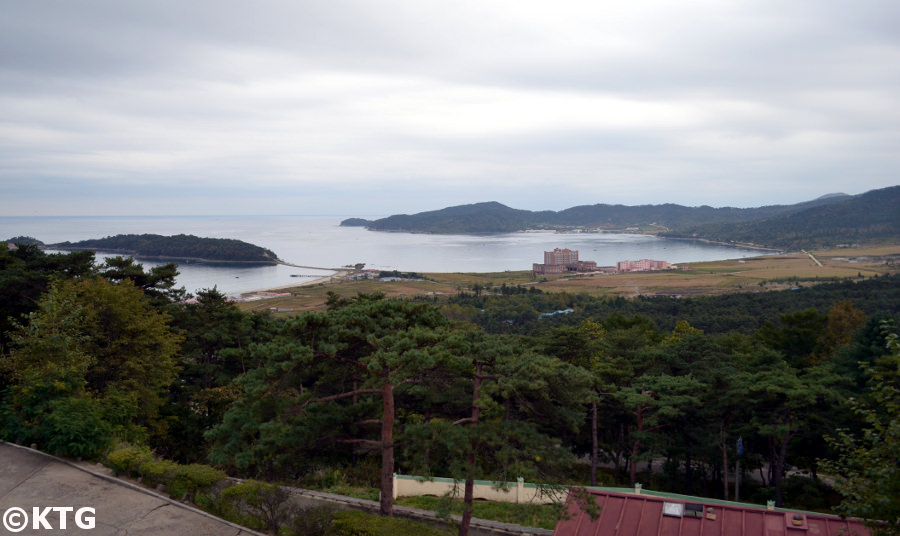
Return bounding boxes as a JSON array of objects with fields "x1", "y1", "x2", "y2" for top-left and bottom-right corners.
[
  {"x1": 542, "y1": 319, "x2": 607, "y2": 485},
  {"x1": 317, "y1": 296, "x2": 450, "y2": 516},
  {"x1": 403, "y1": 328, "x2": 590, "y2": 536},
  {"x1": 1, "y1": 277, "x2": 181, "y2": 453},
  {"x1": 208, "y1": 294, "x2": 449, "y2": 516},
  {"x1": 822, "y1": 324, "x2": 900, "y2": 535},
  {"x1": 97, "y1": 256, "x2": 186, "y2": 305},
  {"x1": 832, "y1": 313, "x2": 897, "y2": 391},
  {"x1": 645, "y1": 328, "x2": 752, "y2": 498},
  {"x1": 756, "y1": 309, "x2": 828, "y2": 369},
  {"x1": 745, "y1": 354, "x2": 841, "y2": 507},
  {"x1": 0, "y1": 281, "x2": 104, "y2": 455},
  {"x1": 162, "y1": 287, "x2": 275, "y2": 461},
  {"x1": 817, "y1": 300, "x2": 867, "y2": 358},
  {"x1": 616, "y1": 373, "x2": 702, "y2": 487},
  {"x1": 0, "y1": 245, "x2": 95, "y2": 352},
  {"x1": 701, "y1": 342, "x2": 754, "y2": 500},
  {"x1": 588, "y1": 315, "x2": 661, "y2": 484},
  {"x1": 71, "y1": 277, "x2": 182, "y2": 439}
]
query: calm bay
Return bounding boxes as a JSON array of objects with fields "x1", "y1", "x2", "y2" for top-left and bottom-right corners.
[{"x1": 1, "y1": 215, "x2": 772, "y2": 296}]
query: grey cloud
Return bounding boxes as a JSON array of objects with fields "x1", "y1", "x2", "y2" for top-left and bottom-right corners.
[{"x1": 1, "y1": 0, "x2": 898, "y2": 215}]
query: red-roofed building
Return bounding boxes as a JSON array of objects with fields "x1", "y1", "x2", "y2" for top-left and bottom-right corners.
[{"x1": 553, "y1": 487, "x2": 871, "y2": 536}]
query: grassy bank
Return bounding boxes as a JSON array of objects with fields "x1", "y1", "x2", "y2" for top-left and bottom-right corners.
[{"x1": 396, "y1": 495, "x2": 563, "y2": 530}]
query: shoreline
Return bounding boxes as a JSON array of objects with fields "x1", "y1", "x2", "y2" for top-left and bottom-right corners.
[
  {"x1": 659, "y1": 235, "x2": 783, "y2": 252},
  {"x1": 228, "y1": 245, "x2": 900, "y2": 311},
  {"x1": 234, "y1": 269, "x2": 350, "y2": 298}
]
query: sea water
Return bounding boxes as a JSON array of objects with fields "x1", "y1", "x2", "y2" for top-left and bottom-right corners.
[{"x1": 0, "y1": 215, "x2": 771, "y2": 296}]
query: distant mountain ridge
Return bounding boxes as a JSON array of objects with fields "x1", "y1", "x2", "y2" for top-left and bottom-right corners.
[
  {"x1": 662, "y1": 186, "x2": 900, "y2": 249},
  {"x1": 341, "y1": 186, "x2": 900, "y2": 249}
]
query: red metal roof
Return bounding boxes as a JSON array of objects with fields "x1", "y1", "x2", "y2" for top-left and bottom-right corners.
[{"x1": 553, "y1": 488, "x2": 871, "y2": 536}]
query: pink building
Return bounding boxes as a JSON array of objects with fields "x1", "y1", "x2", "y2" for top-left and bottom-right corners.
[
  {"x1": 545, "y1": 248, "x2": 579, "y2": 265},
  {"x1": 534, "y1": 248, "x2": 597, "y2": 275},
  {"x1": 617, "y1": 259, "x2": 673, "y2": 272}
]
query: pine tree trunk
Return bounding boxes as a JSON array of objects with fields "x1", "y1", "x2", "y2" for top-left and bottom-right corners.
[
  {"x1": 630, "y1": 408, "x2": 643, "y2": 487},
  {"x1": 591, "y1": 399, "x2": 599, "y2": 486},
  {"x1": 630, "y1": 439, "x2": 640, "y2": 487},
  {"x1": 460, "y1": 363, "x2": 484, "y2": 536},
  {"x1": 721, "y1": 424, "x2": 730, "y2": 500},
  {"x1": 380, "y1": 382, "x2": 395, "y2": 516},
  {"x1": 460, "y1": 456, "x2": 476, "y2": 536},
  {"x1": 774, "y1": 432, "x2": 791, "y2": 507}
]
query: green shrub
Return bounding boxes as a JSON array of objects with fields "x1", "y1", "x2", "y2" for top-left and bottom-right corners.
[
  {"x1": 139, "y1": 458, "x2": 180, "y2": 489},
  {"x1": 288, "y1": 505, "x2": 340, "y2": 536},
  {"x1": 218, "y1": 480, "x2": 295, "y2": 533},
  {"x1": 331, "y1": 509, "x2": 450, "y2": 536},
  {"x1": 782, "y1": 475, "x2": 839, "y2": 512},
  {"x1": 169, "y1": 464, "x2": 227, "y2": 499},
  {"x1": 106, "y1": 445, "x2": 154, "y2": 476},
  {"x1": 105, "y1": 446, "x2": 226, "y2": 500},
  {"x1": 40, "y1": 397, "x2": 112, "y2": 459},
  {"x1": 396, "y1": 495, "x2": 563, "y2": 530},
  {"x1": 300, "y1": 464, "x2": 380, "y2": 500},
  {"x1": 0, "y1": 391, "x2": 112, "y2": 460}
]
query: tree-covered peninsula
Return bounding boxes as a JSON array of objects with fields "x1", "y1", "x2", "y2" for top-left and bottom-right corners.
[
  {"x1": 49, "y1": 233, "x2": 279, "y2": 264},
  {"x1": 340, "y1": 195, "x2": 853, "y2": 234},
  {"x1": 341, "y1": 185, "x2": 900, "y2": 250}
]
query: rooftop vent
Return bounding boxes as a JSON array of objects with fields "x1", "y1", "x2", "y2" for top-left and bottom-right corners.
[
  {"x1": 685, "y1": 504, "x2": 704, "y2": 519},
  {"x1": 662, "y1": 502, "x2": 684, "y2": 518},
  {"x1": 787, "y1": 513, "x2": 809, "y2": 530}
]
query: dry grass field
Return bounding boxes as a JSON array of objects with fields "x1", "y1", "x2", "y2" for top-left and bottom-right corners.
[{"x1": 236, "y1": 244, "x2": 900, "y2": 315}]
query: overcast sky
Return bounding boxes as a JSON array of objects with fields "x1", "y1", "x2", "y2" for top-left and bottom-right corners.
[{"x1": 2, "y1": 0, "x2": 899, "y2": 216}]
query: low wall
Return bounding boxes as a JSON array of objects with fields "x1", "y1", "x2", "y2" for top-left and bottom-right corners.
[
  {"x1": 224, "y1": 478, "x2": 554, "y2": 536},
  {"x1": 393, "y1": 474, "x2": 567, "y2": 505}
]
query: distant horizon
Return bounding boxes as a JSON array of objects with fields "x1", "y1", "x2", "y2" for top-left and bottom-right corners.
[
  {"x1": 3, "y1": 2, "x2": 899, "y2": 219},
  {"x1": 3, "y1": 186, "x2": 886, "y2": 219}
]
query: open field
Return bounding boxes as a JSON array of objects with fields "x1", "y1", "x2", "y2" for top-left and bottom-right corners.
[{"x1": 236, "y1": 244, "x2": 900, "y2": 315}]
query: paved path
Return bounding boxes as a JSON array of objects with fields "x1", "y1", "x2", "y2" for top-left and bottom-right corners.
[
  {"x1": 802, "y1": 249, "x2": 824, "y2": 267},
  {"x1": 0, "y1": 442, "x2": 263, "y2": 535}
]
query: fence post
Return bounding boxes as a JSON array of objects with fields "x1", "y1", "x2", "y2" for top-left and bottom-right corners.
[{"x1": 517, "y1": 477, "x2": 524, "y2": 504}]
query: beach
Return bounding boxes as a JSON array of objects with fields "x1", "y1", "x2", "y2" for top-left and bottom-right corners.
[{"x1": 231, "y1": 269, "x2": 350, "y2": 303}]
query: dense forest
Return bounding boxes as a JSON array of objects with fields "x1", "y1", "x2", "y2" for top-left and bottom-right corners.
[
  {"x1": 446, "y1": 275, "x2": 900, "y2": 336},
  {"x1": 341, "y1": 186, "x2": 899, "y2": 250},
  {"x1": 1, "y1": 244, "x2": 898, "y2": 535},
  {"x1": 46, "y1": 233, "x2": 279, "y2": 264}
]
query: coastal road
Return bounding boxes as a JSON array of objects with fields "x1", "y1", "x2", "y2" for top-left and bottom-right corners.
[
  {"x1": 801, "y1": 249, "x2": 824, "y2": 267},
  {"x1": 277, "y1": 260, "x2": 345, "y2": 271}
]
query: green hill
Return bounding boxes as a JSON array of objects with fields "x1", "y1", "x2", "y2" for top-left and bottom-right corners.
[
  {"x1": 4, "y1": 236, "x2": 45, "y2": 246},
  {"x1": 341, "y1": 187, "x2": 899, "y2": 249},
  {"x1": 341, "y1": 196, "x2": 851, "y2": 234},
  {"x1": 661, "y1": 185, "x2": 900, "y2": 249},
  {"x1": 342, "y1": 202, "x2": 555, "y2": 233},
  {"x1": 51, "y1": 234, "x2": 279, "y2": 264}
]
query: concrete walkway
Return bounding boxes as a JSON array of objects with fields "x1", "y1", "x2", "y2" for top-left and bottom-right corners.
[
  {"x1": 0, "y1": 442, "x2": 264, "y2": 535},
  {"x1": 0, "y1": 441, "x2": 553, "y2": 536}
]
